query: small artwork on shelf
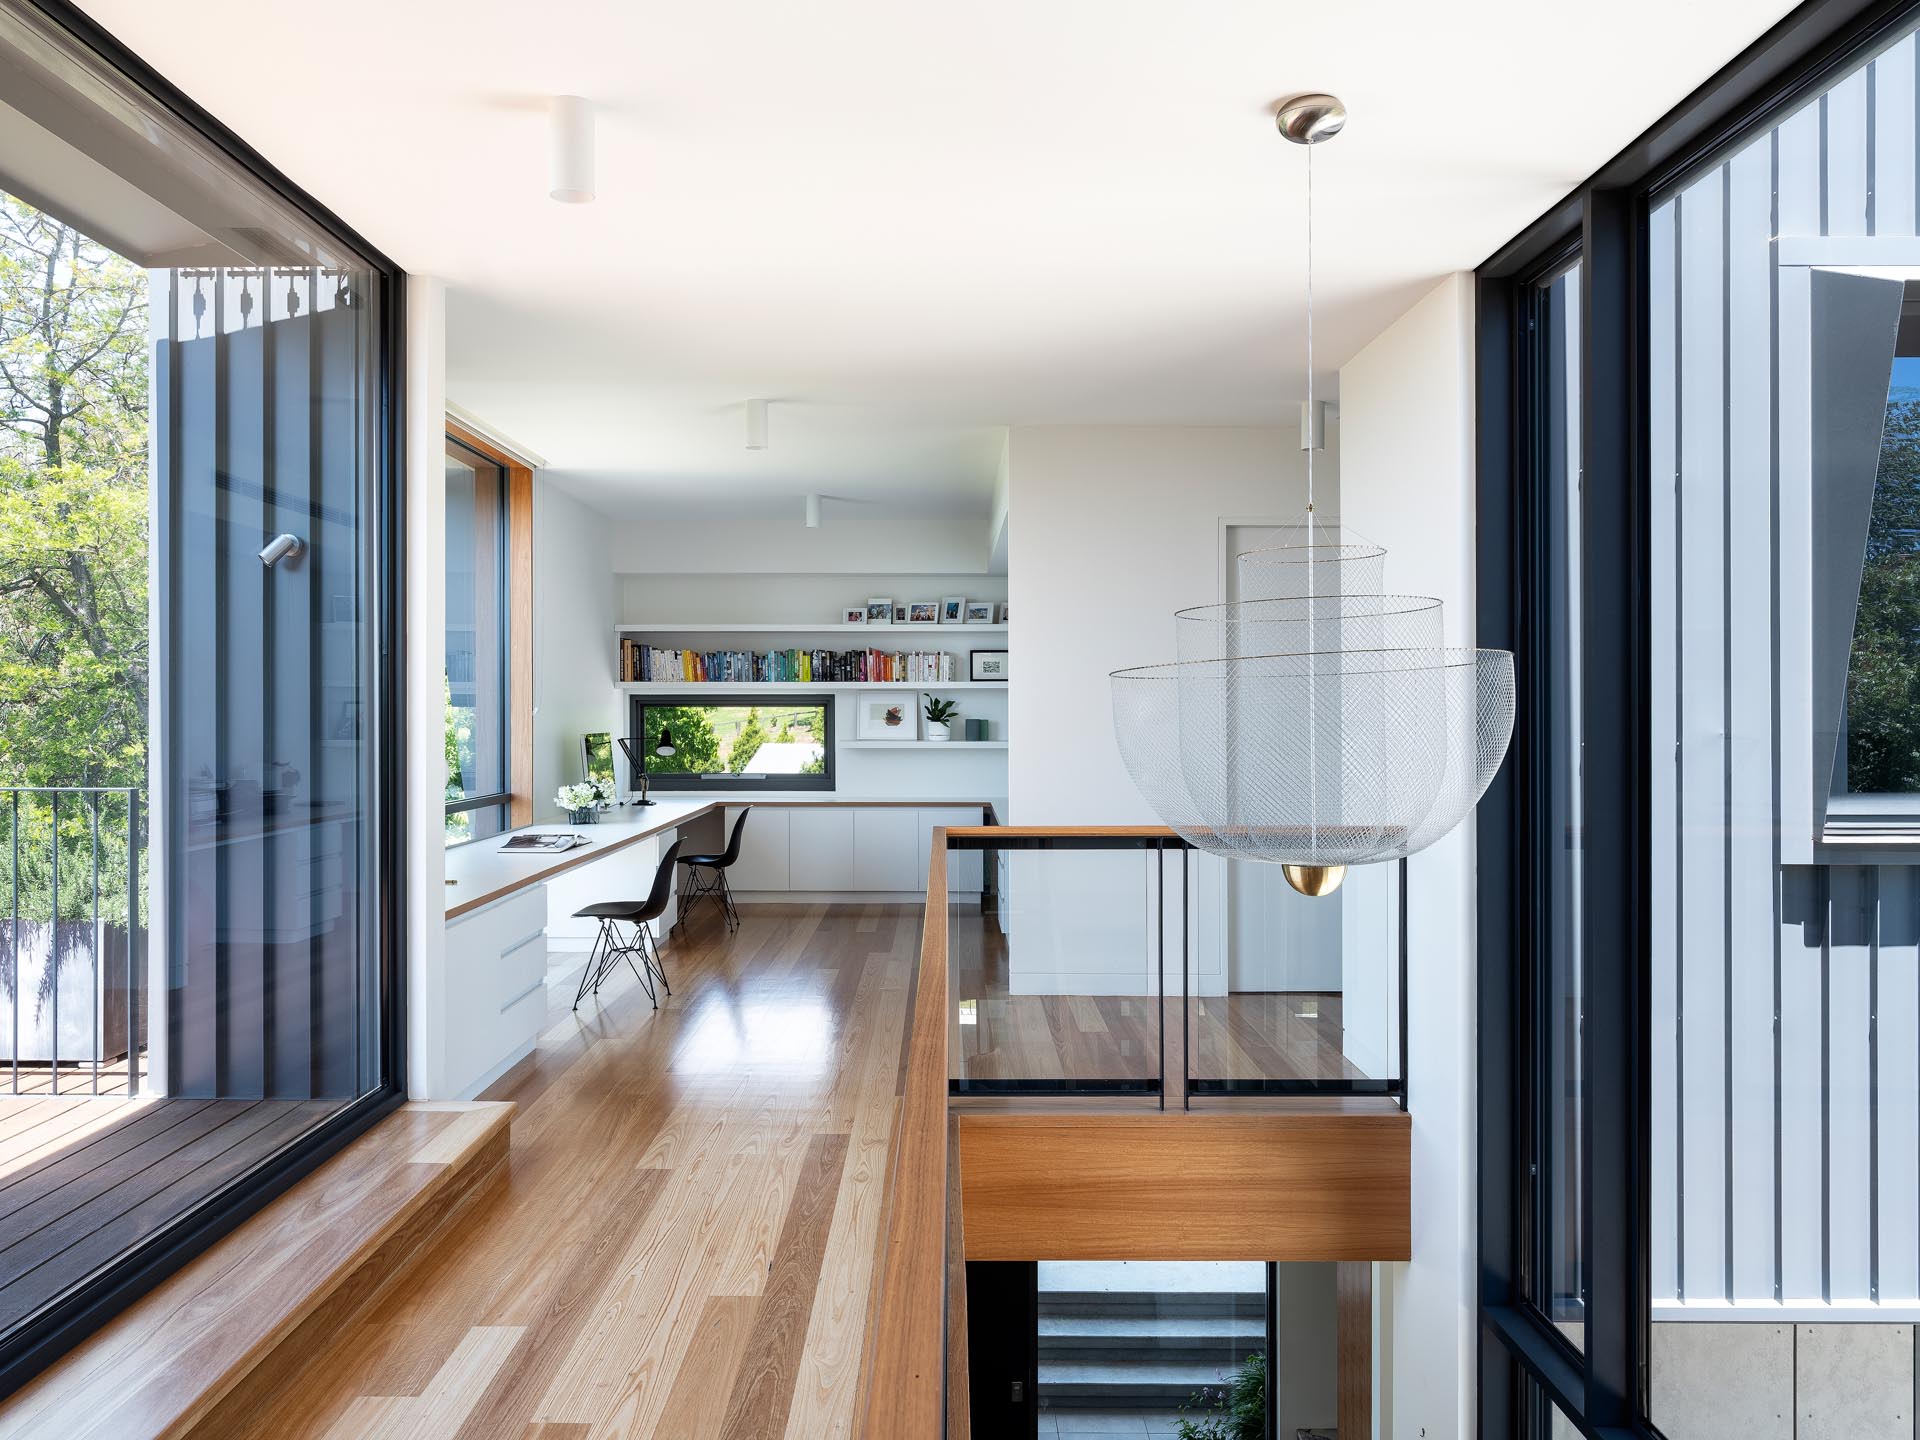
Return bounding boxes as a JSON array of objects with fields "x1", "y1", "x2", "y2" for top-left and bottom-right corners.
[
  {"x1": 867, "y1": 597, "x2": 895, "y2": 624},
  {"x1": 964, "y1": 600, "x2": 995, "y2": 624},
  {"x1": 892, "y1": 603, "x2": 909, "y2": 623},
  {"x1": 970, "y1": 649, "x2": 1009, "y2": 682},
  {"x1": 856, "y1": 690, "x2": 922, "y2": 740},
  {"x1": 940, "y1": 596, "x2": 967, "y2": 624},
  {"x1": 842, "y1": 606, "x2": 867, "y2": 625},
  {"x1": 906, "y1": 601, "x2": 939, "y2": 625},
  {"x1": 998, "y1": 602, "x2": 1010, "y2": 624}
]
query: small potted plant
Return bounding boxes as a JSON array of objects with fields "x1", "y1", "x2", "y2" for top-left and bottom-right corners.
[
  {"x1": 556, "y1": 780, "x2": 604, "y2": 824},
  {"x1": 923, "y1": 696, "x2": 959, "y2": 742}
]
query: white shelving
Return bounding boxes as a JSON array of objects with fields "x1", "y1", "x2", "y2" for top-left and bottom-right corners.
[
  {"x1": 617, "y1": 681, "x2": 1001, "y2": 693},
  {"x1": 618, "y1": 621, "x2": 1005, "y2": 634},
  {"x1": 841, "y1": 740, "x2": 1008, "y2": 750}
]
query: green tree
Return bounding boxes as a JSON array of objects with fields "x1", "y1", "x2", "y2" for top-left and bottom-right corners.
[
  {"x1": 641, "y1": 706, "x2": 722, "y2": 775},
  {"x1": 0, "y1": 191, "x2": 149, "y2": 924},
  {"x1": 727, "y1": 706, "x2": 769, "y2": 773},
  {"x1": 1846, "y1": 392, "x2": 1920, "y2": 792}
]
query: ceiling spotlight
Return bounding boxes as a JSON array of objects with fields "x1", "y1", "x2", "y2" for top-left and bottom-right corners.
[
  {"x1": 549, "y1": 95, "x2": 595, "y2": 203},
  {"x1": 745, "y1": 398, "x2": 769, "y2": 450},
  {"x1": 805, "y1": 494, "x2": 821, "y2": 528}
]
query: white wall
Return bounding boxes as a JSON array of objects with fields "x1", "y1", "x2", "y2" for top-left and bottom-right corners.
[
  {"x1": 533, "y1": 484, "x2": 617, "y2": 819},
  {"x1": 603, "y1": 506, "x2": 993, "y2": 574},
  {"x1": 1338, "y1": 271, "x2": 1478, "y2": 1440}
]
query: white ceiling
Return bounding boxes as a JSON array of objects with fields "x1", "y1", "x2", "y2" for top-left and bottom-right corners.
[{"x1": 80, "y1": 0, "x2": 1794, "y2": 519}]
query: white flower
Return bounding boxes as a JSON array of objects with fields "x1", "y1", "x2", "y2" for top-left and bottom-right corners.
[{"x1": 556, "y1": 782, "x2": 601, "y2": 811}]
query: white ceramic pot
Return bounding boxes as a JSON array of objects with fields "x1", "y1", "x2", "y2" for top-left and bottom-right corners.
[{"x1": 925, "y1": 721, "x2": 951, "y2": 742}]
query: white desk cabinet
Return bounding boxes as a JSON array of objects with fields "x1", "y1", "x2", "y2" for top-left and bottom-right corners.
[
  {"x1": 440, "y1": 885, "x2": 548, "y2": 1099},
  {"x1": 853, "y1": 808, "x2": 922, "y2": 891},
  {"x1": 919, "y1": 807, "x2": 984, "y2": 893},
  {"x1": 789, "y1": 808, "x2": 856, "y2": 890},
  {"x1": 724, "y1": 806, "x2": 790, "y2": 891}
]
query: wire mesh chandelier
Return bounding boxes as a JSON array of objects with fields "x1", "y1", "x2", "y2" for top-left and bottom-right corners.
[{"x1": 1109, "y1": 94, "x2": 1515, "y2": 897}]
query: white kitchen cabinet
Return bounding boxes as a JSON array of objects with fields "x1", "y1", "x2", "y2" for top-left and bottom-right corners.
[
  {"x1": 918, "y1": 807, "x2": 985, "y2": 894},
  {"x1": 789, "y1": 808, "x2": 857, "y2": 890},
  {"x1": 853, "y1": 807, "x2": 922, "y2": 891},
  {"x1": 724, "y1": 805, "x2": 790, "y2": 891}
]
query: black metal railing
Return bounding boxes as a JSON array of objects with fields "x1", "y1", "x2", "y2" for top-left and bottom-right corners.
[
  {"x1": 0, "y1": 787, "x2": 145, "y2": 1096},
  {"x1": 941, "y1": 826, "x2": 1406, "y2": 1108}
]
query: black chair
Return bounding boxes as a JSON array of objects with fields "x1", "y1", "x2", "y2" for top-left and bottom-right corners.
[
  {"x1": 572, "y1": 839, "x2": 681, "y2": 1010},
  {"x1": 677, "y1": 808, "x2": 749, "y2": 934}
]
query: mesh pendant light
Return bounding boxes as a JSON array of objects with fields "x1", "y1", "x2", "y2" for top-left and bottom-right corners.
[{"x1": 1108, "y1": 96, "x2": 1515, "y2": 895}]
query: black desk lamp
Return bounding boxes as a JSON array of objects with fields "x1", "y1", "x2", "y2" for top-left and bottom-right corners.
[{"x1": 618, "y1": 727, "x2": 676, "y2": 807}]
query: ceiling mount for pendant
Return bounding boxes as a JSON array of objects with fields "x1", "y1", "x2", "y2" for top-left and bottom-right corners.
[{"x1": 1275, "y1": 93, "x2": 1347, "y2": 146}]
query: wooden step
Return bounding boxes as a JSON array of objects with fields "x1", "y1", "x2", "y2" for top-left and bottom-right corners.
[{"x1": 0, "y1": 1100, "x2": 513, "y2": 1440}]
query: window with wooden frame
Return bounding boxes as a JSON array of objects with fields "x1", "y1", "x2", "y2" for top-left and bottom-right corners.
[{"x1": 444, "y1": 421, "x2": 533, "y2": 843}]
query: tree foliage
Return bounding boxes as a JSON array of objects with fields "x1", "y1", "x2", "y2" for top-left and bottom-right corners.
[
  {"x1": 726, "y1": 707, "x2": 769, "y2": 773},
  {"x1": 1846, "y1": 393, "x2": 1920, "y2": 793},
  {"x1": 0, "y1": 192, "x2": 149, "y2": 921},
  {"x1": 641, "y1": 706, "x2": 722, "y2": 775}
]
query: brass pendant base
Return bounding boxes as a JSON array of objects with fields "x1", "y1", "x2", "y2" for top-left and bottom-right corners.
[{"x1": 1282, "y1": 863, "x2": 1347, "y2": 897}]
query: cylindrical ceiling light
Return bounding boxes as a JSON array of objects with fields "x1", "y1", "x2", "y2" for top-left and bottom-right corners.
[
  {"x1": 549, "y1": 95, "x2": 595, "y2": 204},
  {"x1": 745, "y1": 398, "x2": 769, "y2": 450},
  {"x1": 805, "y1": 494, "x2": 821, "y2": 528}
]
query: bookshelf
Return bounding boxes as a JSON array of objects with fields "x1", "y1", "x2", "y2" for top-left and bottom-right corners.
[
  {"x1": 618, "y1": 621, "x2": 1005, "y2": 635},
  {"x1": 616, "y1": 681, "x2": 1000, "y2": 693}
]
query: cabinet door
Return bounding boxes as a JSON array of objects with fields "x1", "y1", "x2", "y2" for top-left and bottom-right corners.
[
  {"x1": 724, "y1": 806, "x2": 790, "y2": 891},
  {"x1": 853, "y1": 808, "x2": 921, "y2": 891},
  {"x1": 918, "y1": 807, "x2": 985, "y2": 893},
  {"x1": 789, "y1": 808, "x2": 856, "y2": 890}
]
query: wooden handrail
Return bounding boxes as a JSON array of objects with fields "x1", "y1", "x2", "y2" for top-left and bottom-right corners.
[{"x1": 857, "y1": 828, "x2": 952, "y2": 1437}]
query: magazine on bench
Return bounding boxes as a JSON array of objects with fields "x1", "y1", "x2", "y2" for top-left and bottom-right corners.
[{"x1": 500, "y1": 832, "x2": 593, "y2": 854}]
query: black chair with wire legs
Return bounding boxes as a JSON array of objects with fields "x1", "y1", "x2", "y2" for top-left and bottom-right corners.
[
  {"x1": 677, "y1": 807, "x2": 749, "y2": 934},
  {"x1": 572, "y1": 839, "x2": 681, "y2": 1010}
]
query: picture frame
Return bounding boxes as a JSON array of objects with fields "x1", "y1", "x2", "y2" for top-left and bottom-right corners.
[
  {"x1": 940, "y1": 596, "x2": 967, "y2": 624},
  {"x1": 906, "y1": 600, "x2": 940, "y2": 625},
  {"x1": 970, "y1": 649, "x2": 1009, "y2": 682},
  {"x1": 842, "y1": 606, "x2": 867, "y2": 625},
  {"x1": 998, "y1": 602, "x2": 1010, "y2": 624},
  {"x1": 855, "y1": 690, "x2": 922, "y2": 740},
  {"x1": 866, "y1": 597, "x2": 895, "y2": 624},
  {"x1": 964, "y1": 600, "x2": 995, "y2": 624}
]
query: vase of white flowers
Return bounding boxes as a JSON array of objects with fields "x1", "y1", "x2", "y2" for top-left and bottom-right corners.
[{"x1": 556, "y1": 780, "x2": 609, "y2": 824}]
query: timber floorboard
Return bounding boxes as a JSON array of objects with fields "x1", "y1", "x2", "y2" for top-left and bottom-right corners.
[{"x1": 254, "y1": 902, "x2": 920, "y2": 1440}]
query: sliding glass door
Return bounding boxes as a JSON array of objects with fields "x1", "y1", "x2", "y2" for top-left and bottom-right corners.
[{"x1": 0, "y1": 0, "x2": 402, "y2": 1389}]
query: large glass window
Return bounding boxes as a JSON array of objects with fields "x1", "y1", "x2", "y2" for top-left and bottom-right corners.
[
  {"x1": 0, "y1": 0, "x2": 399, "y2": 1386},
  {"x1": 631, "y1": 697, "x2": 834, "y2": 791},
  {"x1": 445, "y1": 434, "x2": 511, "y2": 843}
]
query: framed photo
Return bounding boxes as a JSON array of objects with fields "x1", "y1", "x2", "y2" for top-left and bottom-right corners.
[
  {"x1": 892, "y1": 603, "x2": 910, "y2": 623},
  {"x1": 867, "y1": 597, "x2": 895, "y2": 624},
  {"x1": 842, "y1": 606, "x2": 867, "y2": 625},
  {"x1": 940, "y1": 596, "x2": 967, "y2": 624},
  {"x1": 856, "y1": 690, "x2": 922, "y2": 740},
  {"x1": 964, "y1": 600, "x2": 995, "y2": 624},
  {"x1": 906, "y1": 600, "x2": 939, "y2": 625},
  {"x1": 970, "y1": 649, "x2": 1009, "y2": 682},
  {"x1": 998, "y1": 602, "x2": 1010, "y2": 624}
]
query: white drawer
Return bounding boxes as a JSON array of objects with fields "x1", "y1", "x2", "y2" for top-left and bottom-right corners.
[{"x1": 496, "y1": 927, "x2": 547, "y2": 1010}]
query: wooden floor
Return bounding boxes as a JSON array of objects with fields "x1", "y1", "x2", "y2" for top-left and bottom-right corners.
[
  {"x1": 0, "y1": 1093, "x2": 332, "y2": 1335},
  {"x1": 947, "y1": 910, "x2": 1370, "y2": 1085},
  {"x1": 253, "y1": 901, "x2": 918, "y2": 1440}
]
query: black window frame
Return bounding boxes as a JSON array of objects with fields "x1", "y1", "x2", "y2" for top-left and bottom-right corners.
[
  {"x1": 629, "y1": 693, "x2": 838, "y2": 793},
  {"x1": 0, "y1": 0, "x2": 408, "y2": 1397},
  {"x1": 1475, "y1": 0, "x2": 1920, "y2": 1435}
]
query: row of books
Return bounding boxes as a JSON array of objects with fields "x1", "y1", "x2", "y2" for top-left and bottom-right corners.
[{"x1": 620, "y1": 641, "x2": 960, "y2": 684}]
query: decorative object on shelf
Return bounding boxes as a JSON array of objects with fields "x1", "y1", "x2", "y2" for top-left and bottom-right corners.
[
  {"x1": 964, "y1": 717, "x2": 989, "y2": 741},
  {"x1": 964, "y1": 600, "x2": 996, "y2": 623},
  {"x1": 906, "y1": 601, "x2": 939, "y2": 625},
  {"x1": 868, "y1": 597, "x2": 895, "y2": 624},
  {"x1": 1107, "y1": 93, "x2": 1515, "y2": 899},
  {"x1": 924, "y1": 696, "x2": 959, "y2": 742},
  {"x1": 556, "y1": 780, "x2": 606, "y2": 825},
  {"x1": 856, "y1": 690, "x2": 923, "y2": 740},
  {"x1": 892, "y1": 603, "x2": 909, "y2": 623},
  {"x1": 998, "y1": 602, "x2": 1010, "y2": 623},
  {"x1": 842, "y1": 606, "x2": 867, "y2": 625},
  {"x1": 970, "y1": 649, "x2": 1009, "y2": 682},
  {"x1": 940, "y1": 596, "x2": 967, "y2": 624}
]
